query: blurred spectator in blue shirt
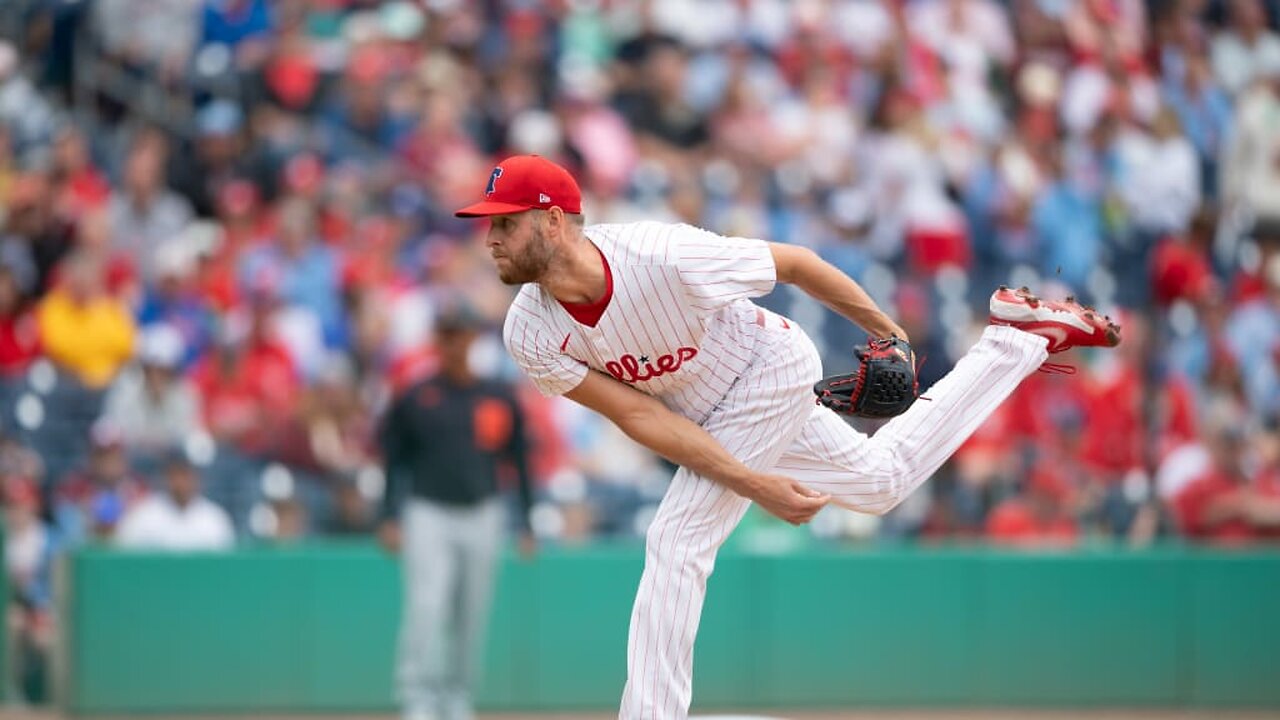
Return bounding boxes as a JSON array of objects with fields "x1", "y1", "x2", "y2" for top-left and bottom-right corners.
[
  {"x1": 136, "y1": 232, "x2": 217, "y2": 369},
  {"x1": 201, "y1": 0, "x2": 273, "y2": 54},
  {"x1": 1163, "y1": 55, "x2": 1234, "y2": 197},
  {"x1": 239, "y1": 197, "x2": 346, "y2": 363}
]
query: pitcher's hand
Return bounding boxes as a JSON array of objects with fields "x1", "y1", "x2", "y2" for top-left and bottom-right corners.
[{"x1": 749, "y1": 475, "x2": 829, "y2": 525}]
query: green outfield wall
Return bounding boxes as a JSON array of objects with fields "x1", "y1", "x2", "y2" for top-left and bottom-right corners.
[{"x1": 62, "y1": 545, "x2": 1280, "y2": 715}]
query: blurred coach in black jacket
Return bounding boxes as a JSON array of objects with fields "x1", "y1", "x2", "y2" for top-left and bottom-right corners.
[{"x1": 378, "y1": 301, "x2": 534, "y2": 720}]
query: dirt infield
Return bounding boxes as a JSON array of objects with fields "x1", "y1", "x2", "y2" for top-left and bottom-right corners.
[{"x1": 5, "y1": 710, "x2": 1276, "y2": 720}]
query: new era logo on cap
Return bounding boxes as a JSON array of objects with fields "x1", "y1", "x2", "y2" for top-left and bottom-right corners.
[{"x1": 454, "y1": 155, "x2": 583, "y2": 218}]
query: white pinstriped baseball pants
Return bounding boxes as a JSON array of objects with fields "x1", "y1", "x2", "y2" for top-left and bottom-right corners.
[{"x1": 619, "y1": 320, "x2": 1049, "y2": 719}]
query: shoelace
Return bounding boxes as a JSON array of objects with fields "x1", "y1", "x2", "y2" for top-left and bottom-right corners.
[{"x1": 1039, "y1": 361, "x2": 1077, "y2": 375}]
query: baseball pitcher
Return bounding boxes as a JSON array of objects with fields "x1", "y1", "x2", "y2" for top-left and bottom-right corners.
[{"x1": 455, "y1": 155, "x2": 1120, "y2": 719}]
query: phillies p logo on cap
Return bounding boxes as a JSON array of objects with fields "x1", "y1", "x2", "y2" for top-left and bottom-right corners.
[{"x1": 455, "y1": 155, "x2": 583, "y2": 218}]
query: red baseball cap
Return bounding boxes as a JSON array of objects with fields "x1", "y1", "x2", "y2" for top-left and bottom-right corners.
[{"x1": 454, "y1": 155, "x2": 582, "y2": 218}]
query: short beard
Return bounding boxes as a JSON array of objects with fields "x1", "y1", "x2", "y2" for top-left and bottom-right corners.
[{"x1": 498, "y1": 224, "x2": 554, "y2": 285}]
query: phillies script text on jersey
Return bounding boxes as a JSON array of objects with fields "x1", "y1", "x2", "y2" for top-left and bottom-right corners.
[{"x1": 605, "y1": 348, "x2": 698, "y2": 383}]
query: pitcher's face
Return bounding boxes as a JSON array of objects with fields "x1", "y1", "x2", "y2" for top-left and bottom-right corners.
[{"x1": 484, "y1": 210, "x2": 554, "y2": 285}]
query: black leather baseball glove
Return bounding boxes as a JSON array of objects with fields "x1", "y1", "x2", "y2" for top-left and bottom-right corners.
[{"x1": 813, "y1": 337, "x2": 919, "y2": 418}]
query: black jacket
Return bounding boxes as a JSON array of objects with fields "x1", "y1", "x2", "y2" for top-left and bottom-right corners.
[{"x1": 378, "y1": 374, "x2": 533, "y2": 528}]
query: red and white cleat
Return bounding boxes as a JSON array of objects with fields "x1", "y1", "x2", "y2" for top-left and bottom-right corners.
[{"x1": 988, "y1": 285, "x2": 1121, "y2": 353}]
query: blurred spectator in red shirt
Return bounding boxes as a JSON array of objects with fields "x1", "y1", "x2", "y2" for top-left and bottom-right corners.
[
  {"x1": 194, "y1": 182, "x2": 270, "y2": 313},
  {"x1": 1077, "y1": 315, "x2": 1198, "y2": 476},
  {"x1": 0, "y1": 247, "x2": 39, "y2": 378},
  {"x1": 50, "y1": 124, "x2": 110, "y2": 219},
  {"x1": 1151, "y1": 212, "x2": 1218, "y2": 307},
  {"x1": 191, "y1": 297, "x2": 300, "y2": 456},
  {"x1": 1173, "y1": 413, "x2": 1280, "y2": 543},
  {"x1": 986, "y1": 467, "x2": 1078, "y2": 547},
  {"x1": 258, "y1": 14, "x2": 324, "y2": 115}
]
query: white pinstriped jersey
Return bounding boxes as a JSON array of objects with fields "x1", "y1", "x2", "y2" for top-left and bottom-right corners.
[
  {"x1": 499, "y1": 221, "x2": 1055, "y2": 720},
  {"x1": 503, "y1": 221, "x2": 778, "y2": 423}
]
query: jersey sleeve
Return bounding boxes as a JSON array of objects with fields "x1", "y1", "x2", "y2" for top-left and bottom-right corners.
[
  {"x1": 503, "y1": 297, "x2": 588, "y2": 397},
  {"x1": 670, "y1": 223, "x2": 776, "y2": 312}
]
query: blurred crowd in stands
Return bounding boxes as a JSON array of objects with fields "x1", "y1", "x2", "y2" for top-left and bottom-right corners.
[{"x1": 3, "y1": 0, "x2": 1280, "y2": 696}]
